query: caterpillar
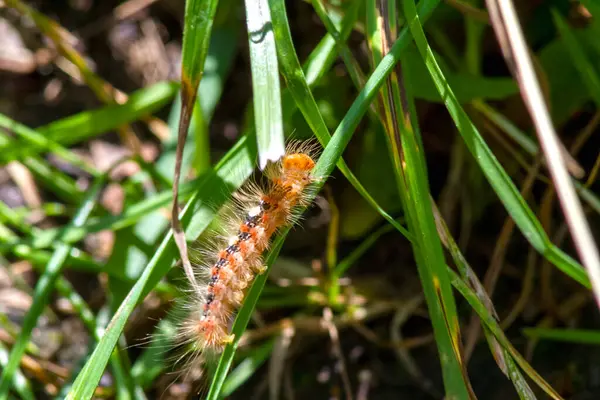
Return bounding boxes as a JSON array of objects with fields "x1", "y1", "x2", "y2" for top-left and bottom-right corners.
[{"x1": 174, "y1": 140, "x2": 319, "y2": 366}]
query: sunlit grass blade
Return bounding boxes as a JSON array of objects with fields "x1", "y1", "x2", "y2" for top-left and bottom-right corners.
[
  {"x1": 65, "y1": 136, "x2": 256, "y2": 400},
  {"x1": 37, "y1": 82, "x2": 178, "y2": 146},
  {"x1": 159, "y1": 24, "x2": 239, "y2": 180},
  {"x1": 269, "y1": 0, "x2": 411, "y2": 243},
  {"x1": 401, "y1": 0, "x2": 590, "y2": 288},
  {"x1": 366, "y1": 0, "x2": 471, "y2": 396},
  {"x1": 172, "y1": 0, "x2": 220, "y2": 295},
  {"x1": 244, "y1": 0, "x2": 285, "y2": 169},
  {"x1": 0, "y1": 114, "x2": 96, "y2": 175},
  {"x1": 0, "y1": 178, "x2": 105, "y2": 397}
]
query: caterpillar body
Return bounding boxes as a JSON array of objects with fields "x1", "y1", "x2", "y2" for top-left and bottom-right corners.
[{"x1": 175, "y1": 141, "x2": 319, "y2": 362}]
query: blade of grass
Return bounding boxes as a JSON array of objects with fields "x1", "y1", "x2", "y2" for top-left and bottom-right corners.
[
  {"x1": 0, "y1": 177, "x2": 105, "y2": 396},
  {"x1": 401, "y1": 0, "x2": 590, "y2": 288},
  {"x1": 552, "y1": 10, "x2": 600, "y2": 108},
  {"x1": 54, "y1": 275, "x2": 141, "y2": 399},
  {"x1": 0, "y1": 342, "x2": 34, "y2": 400},
  {"x1": 449, "y1": 269, "x2": 563, "y2": 400},
  {"x1": 0, "y1": 82, "x2": 178, "y2": 160},
  {"x1": 220, "y1": 339, "x2": 275, "y2": 397},
  {"x1": 172, "y1": 0, "x2": 220, "y2": 295},
  {"x1": 38, "y1": 82, "x2": 178, "y2": 146},
  {"x1": 523, "y1": 328, "x2": 600, "y2": 345},
  {"x1": 269, "y1": 0, "x2": 411, "y2": 243},
  {"x1": 65, "y1": 136, "x2": 255, "y2": 400},
  {"x1": 434, "y1": 202, "x2": 542, "y2": 398},
  {"x1": 244, "y1": 0, "x2": 285, "y2": 169},
  {"x1": 0, "y1": 114, "x2": 97, "y2": 175},
  {"x1": 367, "y1": 1, "x2": 471, "y2": 395}
]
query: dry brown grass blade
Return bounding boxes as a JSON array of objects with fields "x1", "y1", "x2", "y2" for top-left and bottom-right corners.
[{"x1": 484, "y1": 0, "x2": 600, "y2": 309}]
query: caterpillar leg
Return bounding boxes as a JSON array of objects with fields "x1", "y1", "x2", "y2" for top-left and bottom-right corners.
[
  {"x1": 221, "y1": 334, "x2": 235, "y2": 345},
  {"x1": 254, "y1": 264, "x2": 267, "y2": 275}
]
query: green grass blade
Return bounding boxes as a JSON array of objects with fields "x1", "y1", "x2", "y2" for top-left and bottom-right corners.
[
  {"x1": 0, "y1": 178, "x2": 105, "y2": 397},
  {"x1": 552, "y1": 10, "x2": 600, "y2": 107},
  {"x1": 220, "y1": 339, "x2": 275, "y2": 397},
  {"x1": 33, "y1": 82, "x2": 176, "y2": 148},
  {"x1": 523, "y1": 328, "x2": 600, "y2": 345},
  {"x1": 0, "y1": 342, "x2": 35, "y2": 400},
  {"x1": 402, "y1": 0, "x2": 590, "y2": 288},
  {"x1": 0, "y1": 114, "x2": 97, "y2": 175},
  {"x1": 434, "y1": 203, "x2": 541, "y2": 398},
  {"x1": 244, "y1": 0, "x2": 285, "y2": 169},
  {"x1": 65, "y1": 136, "x2": 255, "y2": 400},
  {"x1": 173, "y1": 0, "x2": 220, "y2": 296},
  {"x1": 367, "y1": 1, "x2": 470, "y2": 396},
  {"x1": 269, "y1": 0, "x2": 411, "y2": 241}
]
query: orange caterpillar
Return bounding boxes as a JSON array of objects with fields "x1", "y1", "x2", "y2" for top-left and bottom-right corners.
[{"x1": 177, "y1": 141, "x2": 318, "y2": 359}]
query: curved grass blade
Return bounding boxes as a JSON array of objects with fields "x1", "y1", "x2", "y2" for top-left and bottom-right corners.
[
  {"x1": 172, "y1": 0, "x2": 220, "y2": 296},
  {"x1": 65, "y1": 136, "x2": 255, "y2": 400},
  {"x1": 269, "y1": 0, "x2": 411, "y2": 241},
  {"x1": 367, "y1": 1, "x2": 471, "y2": 395},
  {"x1": 42, "y1": 82, "x2": 177, "y2": 144},
  {"x1": 159, "y1": 24, "x2": 239, "y2": 181},
  {"x1": 0, "y1": 178, "x2": 105, "y2": 397},
  {"x1": 434, "y1": 203, "x2": 541, "y2": 398},
  {"x1": 401, "y1": 0, "x2": 590, "y2": 288},
  {"x1": 244, "y1": 0, "x2": 285, "y2": 169}
]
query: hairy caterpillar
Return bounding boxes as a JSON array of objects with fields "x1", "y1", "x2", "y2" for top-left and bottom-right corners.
[{"x1": 173, "y1": 140, "x2": 319, "y2": 368}]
